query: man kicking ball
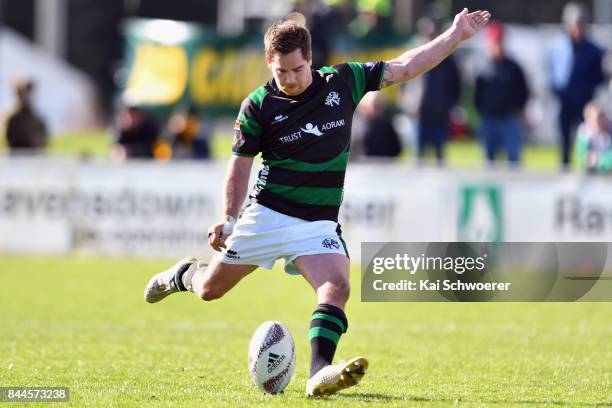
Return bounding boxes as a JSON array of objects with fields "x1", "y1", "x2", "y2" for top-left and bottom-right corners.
[{"x1": 144, "y1": 8, "x2": 490, "y2": 396}]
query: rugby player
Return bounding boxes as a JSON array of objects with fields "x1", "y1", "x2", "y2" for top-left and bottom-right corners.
[{"x1": 144, "y1": 8, "x2": 490, "y2": 396}]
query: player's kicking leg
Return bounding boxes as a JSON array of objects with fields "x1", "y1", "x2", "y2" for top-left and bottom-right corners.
[
  {"x1": 294, "y1": 253, "x2": 369, "y2": 397},
  {"x1": 144, "y1": 258, "x2": 256, "y2": 303}
]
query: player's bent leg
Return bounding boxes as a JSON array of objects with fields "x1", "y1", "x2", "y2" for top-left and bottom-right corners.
[
  {"x1": 144, "y1": 257, "x2": 256, "y2": 303},
  {"x1": 294, "y1": 253, "x2": 367, "y2": 396},
  {"x1": 190, "y1": 259, "x2": 257, "y2": 301}
]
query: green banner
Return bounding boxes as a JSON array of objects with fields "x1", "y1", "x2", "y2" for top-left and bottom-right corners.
[
  {"x1": 121, "y1": 18, "x2": 408, "y2": 116},
  {"x1": 458, "y1": 185, "x2": 503, "y2": 242}
]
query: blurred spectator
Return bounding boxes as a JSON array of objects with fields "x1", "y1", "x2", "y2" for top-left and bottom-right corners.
[
  {"x1": 575, "y1": 102, "x2": 612, "y2": 173},
  {"x1": 4, "y1": 79, "x2": 48, "y2": 154},
  {"x1": 349, "y1": 0, "x2": 392, "y2": 37},
  {"x1": 415, "y1": 17, "x2": 461, "y2": 166},
  {"x1": 113, "y1": 105, "x2": 159, "y2": 160},
  {"x1": 550, "y1": 3, "x2": 605, "y2": 169},
  {"x1": 475, "y1": 22, "x2": 529, "y2": 167},
  {"x1": 354, "y1": 92, "x2": 402, "y2": 158},
  {"x1": 167, "y1": 105, "x2": 211, "y2": 160},
  {"x1": 328, "y1": 0, "x2": 357, "y2": 36},
  {"x1": 292, "y1": 0, "x2": 339, "y2": 69}
]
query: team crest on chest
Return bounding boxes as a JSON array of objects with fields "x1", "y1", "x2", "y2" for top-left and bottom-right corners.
[{"x1": 325, "y1": 91, "x2": 341, "y2": 107}]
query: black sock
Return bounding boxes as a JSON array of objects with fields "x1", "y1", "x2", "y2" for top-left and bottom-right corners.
[
  {"x1": 172, "y1": 262, "x2": 193, "y2": 292},
  {"x1": 309, "y1": 304, "x2": 348, "y2": 378}
]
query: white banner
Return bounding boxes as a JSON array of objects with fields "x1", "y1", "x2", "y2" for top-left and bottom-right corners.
[
  {"x1": 0, "y1": 158, "x2": 610, "y2": 261},
  {"x1": 0, "y1": 159, "x2": 223, "y2": 258}
]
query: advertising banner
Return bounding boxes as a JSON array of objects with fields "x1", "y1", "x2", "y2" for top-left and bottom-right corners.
[
  {"x1": 0, "y1": 160, "x2": 223, "y2": 258},
  {"x1": 121, "y1": 19, "x2": 407, "y2": 116},
  {"x1": 3, "y1": 159, "x2": 612, "y2": 264}
]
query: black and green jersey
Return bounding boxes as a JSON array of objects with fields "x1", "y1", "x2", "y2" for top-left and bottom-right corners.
[{"x1": 232, "y1": 61, "x2": 385, "y2": 222}]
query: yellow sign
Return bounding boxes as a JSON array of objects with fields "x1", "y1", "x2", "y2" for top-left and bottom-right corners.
[
  {"x1": 190, "y1": 48, "x2": 269, "y2": 106},
  {"x1": 124, "y1": 44, "x2": 189, "y2": 105},
  {"x1": 123, "y1": 40, "x2": 406, "y2": 110}
]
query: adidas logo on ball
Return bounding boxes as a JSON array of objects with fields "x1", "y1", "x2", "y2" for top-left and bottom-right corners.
[{"x1": 267, "y1": 352, "x2": 286, "y2": 373}]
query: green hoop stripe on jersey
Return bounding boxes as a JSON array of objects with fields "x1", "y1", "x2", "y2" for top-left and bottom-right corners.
[
  {"x1": 311, "y1": 313, "x2": 347, "y2": 333},
  {"x1": 317, "y1": 66, "x2": 339, "y2": 76},
  {"x1": 347, "y1": 62, "x2": 366, "y2": 105},
  {"x1": 261, "y1": 183, "x2": 343, "y2": 206},
  {"x1": 238, "y1": 113, "x2": 262, "y2": 136},
  {"x1": 247, "y1": 86, "x2": 268, "y2": 109},
  {"x1": 309, "y1": 327, "x2": 341, "y2": 344},
  {"x1": 265, "y1": 149, "x2": 349, "y2": 172}
]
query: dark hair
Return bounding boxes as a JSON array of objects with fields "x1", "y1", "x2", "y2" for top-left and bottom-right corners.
[{"x1": 264, "y1": 15, "x2": 311, "y2": 61}]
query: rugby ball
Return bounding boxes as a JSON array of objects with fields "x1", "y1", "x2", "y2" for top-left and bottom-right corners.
[{"x1": 248, "y1": 321, "x2": 296, "y2": 394}]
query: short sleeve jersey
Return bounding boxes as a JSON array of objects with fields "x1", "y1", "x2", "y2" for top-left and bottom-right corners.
[{"x1": 233, "y1": 61, "x2": 385, "y2": 222}]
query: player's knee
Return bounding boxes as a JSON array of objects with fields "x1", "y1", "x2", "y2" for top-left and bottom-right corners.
[
  {"x1": 196, "y1": 283, "x2": 225, "y2": 301},
  {"x1": 322, "y1": 278, "x2": 350, "y2": 302},
  {"x1": 335, "y1": 279, "x2": 351, "y2": 300}
]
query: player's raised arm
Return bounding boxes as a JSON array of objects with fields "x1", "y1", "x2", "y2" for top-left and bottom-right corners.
[
  {"x1": 380, "y1": 8, "x2": 491, "y2": 88},
  {"x1": 208, "y1": 155, "x2": 254, "y2": 251}
]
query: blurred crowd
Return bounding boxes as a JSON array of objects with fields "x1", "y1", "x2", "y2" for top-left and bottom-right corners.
[
  {"x1": 352, "y1": 1, "x2": 610, "y2": 172},
  {"x1": 111, "y1": 104, "x2": 212, "y2": 161},
  {"x1": 2, "y1": 1, "x2": 611, "y2": 173}
]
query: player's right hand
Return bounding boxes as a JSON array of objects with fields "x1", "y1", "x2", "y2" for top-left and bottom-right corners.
[
  {"x1": 452, "y1": 8, "x2": 491, "y2": 41},
  {"x1": 207, "y1": 217, "x2": 236, "y2": 252}
]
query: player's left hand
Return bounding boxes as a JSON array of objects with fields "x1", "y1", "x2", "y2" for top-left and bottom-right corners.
[
  {"x1": 453, "y1": 8, "x2": 491, "y2": 41},
  {"x1": 208, "y1": 222, "x2": 227, "y2": 251},
  {"x1": 207, "y1": 216, "x2": 236, "y2": 252}
]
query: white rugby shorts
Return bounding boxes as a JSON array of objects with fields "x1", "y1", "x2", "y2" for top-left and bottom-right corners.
[{"x1": 215, "y1": 203, "x2": 348, "y2": 274}]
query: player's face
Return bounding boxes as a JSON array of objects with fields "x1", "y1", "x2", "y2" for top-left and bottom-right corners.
[{"x1": 267, "y1": 49, "x2": 312, "y2": 96}]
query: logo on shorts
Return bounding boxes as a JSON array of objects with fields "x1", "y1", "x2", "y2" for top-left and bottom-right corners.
[
  {"x1": 322, "y1": 238, "x2": 340, "y2": 250},
  {"x1": 226, "y1": 249, "x2": 240, "y2": 259}
]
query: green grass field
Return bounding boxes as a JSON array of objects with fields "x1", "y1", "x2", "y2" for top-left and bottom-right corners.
[{"x1": 1, "y1": 255, "x2": 610, "y2": 407}]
